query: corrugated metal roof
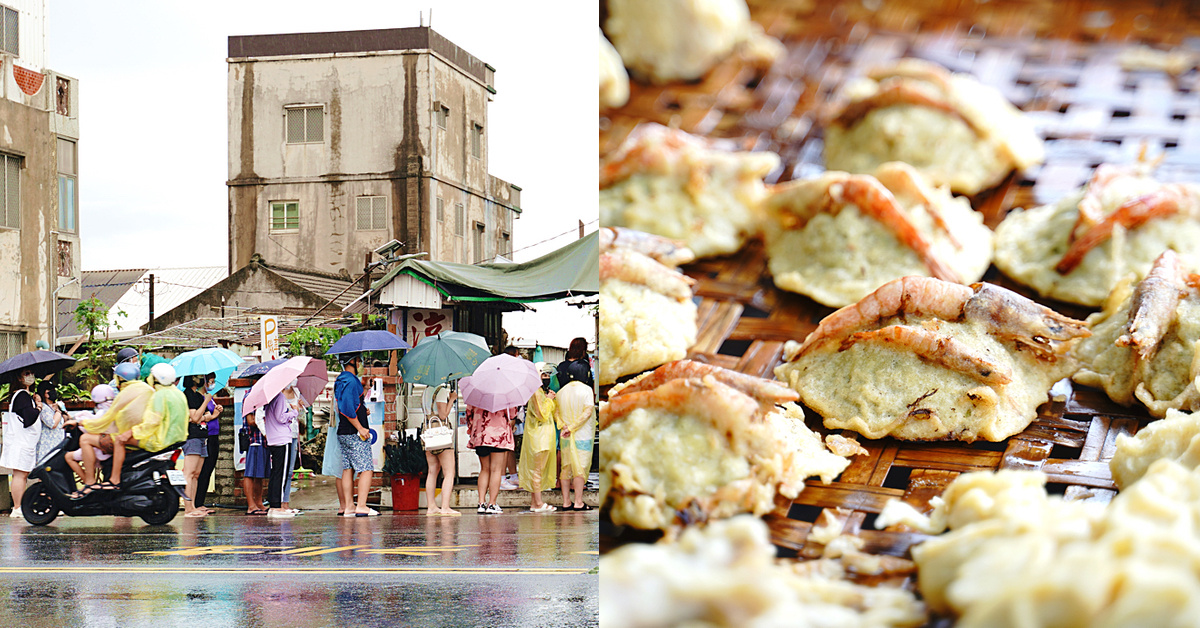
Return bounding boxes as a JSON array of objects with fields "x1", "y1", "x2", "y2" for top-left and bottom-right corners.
[
  {"x1": 121, "y1": 313, "x2": 356, "y2": 350},
  {"x1": 57, "y1": 269, "x2": 149, "y2": 340},
  {"x1": 57, "y1": 267, "x2": 226, "y2": 343},
  {"x1": 269, "y1": 265, "x2": 360, "y2": 310}
]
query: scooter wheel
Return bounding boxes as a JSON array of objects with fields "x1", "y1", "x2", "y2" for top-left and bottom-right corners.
[
  {"x1": 21, "y1": 482, "x2": 59, "y2": 526},
  {"x1": 140, "y1": 482, "x2": 180, "y2": 526}
]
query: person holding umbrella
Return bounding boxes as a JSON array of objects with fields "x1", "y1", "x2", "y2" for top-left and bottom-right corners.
[
  {"x1": 2, "y1": 368, "x2": 43, "y2": 518},
  {"x1": 424, "y1": 383, "x2": 460, "y2": 516},
  {"x1": 182, "y1": 374, "x2": 221, "y2": 517},
  {"x1": 334, "y1": 353, "x2": 378, "y2": 517},
  {"x1": 263, "y1": 382, "x2": 299, "y2": 518}
]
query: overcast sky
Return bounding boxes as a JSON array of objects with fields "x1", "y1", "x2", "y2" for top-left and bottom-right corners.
[{"x1": 47, "y1": 0, "x2": 599, "y2": 347}]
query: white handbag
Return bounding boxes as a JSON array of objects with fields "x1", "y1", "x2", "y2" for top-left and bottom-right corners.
[{"x1": 421, "y1": 417, "x2": 454, "y2": 451}]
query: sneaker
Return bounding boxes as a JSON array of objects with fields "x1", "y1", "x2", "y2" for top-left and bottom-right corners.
[
  {"x1": 486, "y1": 503, "x2": 503, "y2": 515},
  {"x1": 8, "y1": 507, "x2": 21, "y2": 519},
  {"x1": 288, "y1": 509, "x2": 303, "y2": 516},
  {"x1": 267, "y1": 509, "x2": 295, "y2": 518},
  {"x1": 477, "y1": 503, "x2": 488, "y2": 514},
  {"x1": 500, "y1": 479, "x2": 519, "y2": 491}
]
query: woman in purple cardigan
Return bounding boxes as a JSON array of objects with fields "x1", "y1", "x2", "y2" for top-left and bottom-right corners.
[{"x1": 262, "y1": 384, "x2": 299, "y2": 519}]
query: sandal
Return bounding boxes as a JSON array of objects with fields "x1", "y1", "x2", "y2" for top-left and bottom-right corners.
[
  {"x1": 247, "y1": 509, "x2": 268, "y2": 516},
  {"x1": 575, "y1": 503, "x2": 594, "y2": 511}
]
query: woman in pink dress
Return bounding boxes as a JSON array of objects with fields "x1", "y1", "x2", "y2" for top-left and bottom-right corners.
[{"x1": 466, "y1": 404, "x2": 516, "y2": 515}]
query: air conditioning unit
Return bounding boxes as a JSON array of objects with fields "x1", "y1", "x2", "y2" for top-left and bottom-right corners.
[{"x1": 456, "y1": 426, "x2": 479, "y2": 478}]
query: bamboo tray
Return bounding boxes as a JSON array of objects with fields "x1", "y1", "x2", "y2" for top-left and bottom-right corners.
[{"x1": 599, "y1": 0, "x2": 1200, "y2": 599}]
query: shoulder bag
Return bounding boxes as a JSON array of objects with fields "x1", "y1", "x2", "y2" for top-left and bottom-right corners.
[{"x1": 421, "y1": 416, "x2": 453, "y2": 451}]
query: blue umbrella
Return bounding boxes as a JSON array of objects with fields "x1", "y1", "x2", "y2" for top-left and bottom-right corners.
[
  {"x1": 237, "y1": 358, "x2": 288, "y2": 379},
  {"x1": 324, "y1": 330, "x2": 410, "y2": 355},
  {"x1": 0, "y1": 350, "x2": 76, "y2": 381},
  {"x1": 170, "y1": 347, "x2": 244, "y2": 392}
]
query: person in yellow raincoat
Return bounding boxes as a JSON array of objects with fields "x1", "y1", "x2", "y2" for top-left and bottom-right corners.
[
  {"x1": 105, "y1": 363, "x2": 188, "y2": 492},
  {"x1": 73, "y1": 362, "x2": 154, "y2": 492},
  {"x1": 519, "y1": 364, "x2": 559, "y2": 512},
  {"x1": 556, "y1": 380, "x2": 595, "y2": 511}
]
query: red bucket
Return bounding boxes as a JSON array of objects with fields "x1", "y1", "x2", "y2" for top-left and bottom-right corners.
[{"x1": 391, "y1": 473, "x2": 421, "y2": 511}]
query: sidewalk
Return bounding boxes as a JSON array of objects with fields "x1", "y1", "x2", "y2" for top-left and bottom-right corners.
[{"x1": 280, "y1": 475, "x2": 599, "y2": 512}]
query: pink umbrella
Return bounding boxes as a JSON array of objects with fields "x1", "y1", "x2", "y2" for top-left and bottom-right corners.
[
  {"x1": 242, "y1": 356, "x2": 329, "y2": 417},
  {"x1": 459, "y1": 354, "x2": 540, "y2": 412}
]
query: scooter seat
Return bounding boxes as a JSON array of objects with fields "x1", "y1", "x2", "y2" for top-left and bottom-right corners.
[{"x1": 122, "y1": 442, "x2": 185, "y2": 467}]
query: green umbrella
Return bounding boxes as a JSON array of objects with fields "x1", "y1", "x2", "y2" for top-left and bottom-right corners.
[
  {"x1": 398, "y1": 331, "x2": 489, "y2": 387},
  {"x1": 139, "y1": 353, "x2": 169, "y2": 380}
]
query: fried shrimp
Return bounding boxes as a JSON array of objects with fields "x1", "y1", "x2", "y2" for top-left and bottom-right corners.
[
  {"x1": 794, "y1": 277, "x2": 1089, "y2": 359},
  {"x1": 829, "y1": 177, "x2": 962, "y2": 283},
  {"x1": 1117, "y1": 250, "x2": 1186, "y2": 359},
  {"x1": 600, "y1": 248, "x2": 695, "y2": 299},
  {"x1": 600, "y1": 227, "x2": 696, "y2": 268},
  {"x1": 842, "y1": 325, "x2": 1013, "y2": 385},
  {"x1": 1056, "y1": 184, "x2": 1195, "y2": 274},
  {"x1": 873, "y1": 162, "x2": 963, "y2": 248},
  {"x1": 831, "y1": 82, "x2": 979, "y2": 135},
  {"x1": 610, "y1": 360, "x2": 799, "y2": 410}
]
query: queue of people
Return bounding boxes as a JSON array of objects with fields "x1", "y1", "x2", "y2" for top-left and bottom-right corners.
[{"x1": 2, "y1": 336, "x2": 595, "y2": 520}]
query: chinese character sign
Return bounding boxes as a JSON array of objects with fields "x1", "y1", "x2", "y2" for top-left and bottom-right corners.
[
  {"x1": 407, "y1": 309, "x2": 453, "y2": 346},
  {"x1": 260, "y1": 315, "x2": 280, "y2": 360}
]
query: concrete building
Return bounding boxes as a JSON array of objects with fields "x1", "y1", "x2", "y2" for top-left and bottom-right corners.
[
  {"x1": 0, "y1": 0, "x2": 80, "y2": 360},
  {"x1": 226, "y1": 27, "x2": 522, "y2": 277}
]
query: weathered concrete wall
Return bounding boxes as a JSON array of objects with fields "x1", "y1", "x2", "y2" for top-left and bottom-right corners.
[
  {"x1": 228, "y1": 31, "x2": 520, "y2": 274},
  {"x1": 0, "y1": 96, "x2": 54, "y2": 346}
]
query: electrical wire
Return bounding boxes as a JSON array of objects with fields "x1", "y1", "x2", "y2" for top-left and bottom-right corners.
[{"x1": 508, "y1": 218, "x2": 599, "y2": 257}]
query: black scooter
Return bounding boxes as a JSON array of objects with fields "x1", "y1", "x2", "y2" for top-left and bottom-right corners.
[{"x1": 21, "y1": 426, "x2": 186, "y2": 526}]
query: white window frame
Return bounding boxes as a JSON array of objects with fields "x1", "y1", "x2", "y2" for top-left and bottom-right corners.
[
  {"x1": 57, "y1": 138, "x2": 77, "y2": 233},
  {"x1": 285, "y1": 104, "x2": 325, "y2": 144},
  {"x1": 355, "y1": 195, "x2": 388, "y2": 231},
  {"x1": 0, "y1": 330, "x2": 24, "y2": 362},
  {"x1": 269, "y1": 201, "x2": 300, "y2": 233}
]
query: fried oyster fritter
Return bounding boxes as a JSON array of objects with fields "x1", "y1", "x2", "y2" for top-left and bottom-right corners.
[
  {"x1": 764, "y1": 162, "x2": 993, "y2": 307},
  {"x1": 994, "y1": 161, "x2": 1200, "y2": 306},
  {"x1": 600, "y1": 516, "x2": 926, "y2": 628},
  {"x1": 600, "y1": 124, "x2": 780, "y2": 258},
  {"x1": 599, "y1": 228, "x2": 698, "y2": 386},
  {"x1": 600, "y1": 360, "x2": 855, "y2": 530},
  {"x1": 1072, "y1": 250, "x2": 1200, "y2": 416},
  {"x1": 775, "y1": 277, "x2": 1089, "y2": 442},
  {"x1": 603, "y1": 0, "x2": 783, "y2": 85},
  {"x1": 823, "y1": 59, "x2": 1043, "y2": 196}
]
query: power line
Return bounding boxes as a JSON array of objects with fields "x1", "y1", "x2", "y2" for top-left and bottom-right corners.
[{"x1": 509, "y1": 219, "x2": 599, "y2": 257}]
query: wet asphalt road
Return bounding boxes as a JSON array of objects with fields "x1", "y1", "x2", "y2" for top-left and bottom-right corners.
[{"x1": 0, "y1": 509, "x2": 598, "y2": 627}]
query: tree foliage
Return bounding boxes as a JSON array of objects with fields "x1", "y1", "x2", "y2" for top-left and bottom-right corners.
[{"x1": 72, "y1": 298, "x2": 127, "y2": 388}]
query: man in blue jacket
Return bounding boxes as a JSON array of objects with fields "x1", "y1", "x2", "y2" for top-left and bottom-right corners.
[{"x1": 334, "y1": 353, "x2": 377, "y2": 516}]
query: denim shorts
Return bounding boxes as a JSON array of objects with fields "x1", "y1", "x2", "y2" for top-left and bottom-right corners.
[{"x1": 183, "y1": 437, "x2": 208, "y2": 457}]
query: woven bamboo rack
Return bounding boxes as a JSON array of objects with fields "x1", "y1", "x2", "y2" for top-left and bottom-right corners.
[{"x1": 599, "y1": 0, "x2": 1200, "y2": 601}]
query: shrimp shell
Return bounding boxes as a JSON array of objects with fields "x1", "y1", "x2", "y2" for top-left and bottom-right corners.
[
  {"x1": 609, "y1": 360, "x2": 799, "y2": 409},
  {"x1": 1117, "y1": 250, "x2": 1186, "y2": 359},
  {"x1": 600, "y1": 227, "x2": 696, "y2": 268},
  {"x1": 600, "y1": 248, "x2": 695, "y2": 300},
  {"x1": 841, "y1": 325, "x2": 1013, "y2": 385}
]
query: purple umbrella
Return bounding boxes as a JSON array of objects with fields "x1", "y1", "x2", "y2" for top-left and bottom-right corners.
[
  {"x1": 242, "y1": 356, "x2": 329, "y2": 417},
  {"x1": 458, "y1": 354, "x2": 540, "y2": 412},
  {"x1": 238, "y1": 358, "x2": 288, "y2": 379}
]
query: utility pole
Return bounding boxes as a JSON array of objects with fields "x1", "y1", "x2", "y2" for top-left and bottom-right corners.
[
  {"x1": 579, "y1": 219, "x2": 584, "y2": 239},
  {"x1": 148, "y1": 273, "x2": 155, "y2": 328}
]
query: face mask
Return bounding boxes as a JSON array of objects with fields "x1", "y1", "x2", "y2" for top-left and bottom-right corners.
[
  {"x1": 22, "y1": 375, "x2": 35, "y2": 387},
  {"x1": 541, "y1": 377, "x2": 551, "y2": 390}
]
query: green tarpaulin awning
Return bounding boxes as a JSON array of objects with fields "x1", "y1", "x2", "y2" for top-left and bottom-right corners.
[{"x1": 368, "y1": 230, "x2": 598, "y2": 304}]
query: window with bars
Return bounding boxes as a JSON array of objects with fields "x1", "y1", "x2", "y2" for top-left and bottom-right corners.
[
  {"x1": 285, "y1": 106, "x2": 324, "y2": 143},
  {"x1": 270, "y1": 201, "x2": 299, "y2": 232},
  {"x1": 436, "y1": 197, "x2": 444, "y2": 223},
  {"x1": 1, "y1": 153, "x2": 19, "y2": 230},
  {"x1": 57, "y1": 240, "x2": 72, "y2": 277},
  {"x1": 356, "y1": 195, "x2": 387, "y2": 231},
  {"x1": 58, "y1": 139, "x2": 77, "y2": 233},
  {"x1": 437, "y1": 105, "x2": 449, "y2": 129},
  {"x1": 0, "y1": 330, "x2": 24, "y2": 362},
  {"x1": 455, "y1": 202, "x2": 465, "y2": 236},
  {"x1": 56, "y1": 77, "x2": 71, "y2": 116},
  {"x1": 1, "y1": 5, "x2": 17, "y2": 56},
  {"x1": 471, "y1": 124, "x2": 483, "y2": 158}
]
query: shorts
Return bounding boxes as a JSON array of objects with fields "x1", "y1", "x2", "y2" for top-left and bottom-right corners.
[
  {"x1": 97, "y1": 434, "x2": 115, "y2": 455},
  {"x1": 244, "y1": 443, "x2": 270, "y2": 479},
  {"x1": 475, "y1": 445, "x2": 511, "y2": 458},
  {"x1": 183, "y1": 437, "x2": 208, "y2": 457},
  {"x1": 337, "y1": 434, "x2": 373, "y2": 473}
]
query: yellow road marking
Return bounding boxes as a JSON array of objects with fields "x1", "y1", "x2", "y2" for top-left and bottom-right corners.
[
  {"x1": 0, "y1": 567, "x2": 588, "y2": 575},
  {"x1": 359, "y1": 545, "x2": 479, "y2": 557},
  {"x1": 282, "y1": 545, "x2": 372, "y2": 557}
]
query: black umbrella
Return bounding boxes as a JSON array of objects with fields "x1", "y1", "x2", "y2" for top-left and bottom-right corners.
[{"x1": 0, "y1": 350, "x2": 76, "y2": 381}]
